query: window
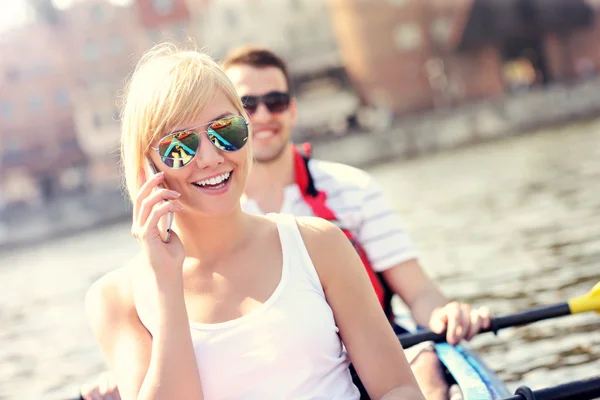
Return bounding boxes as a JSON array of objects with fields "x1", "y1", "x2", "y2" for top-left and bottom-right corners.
[
  {"x1": 172, "y1": 22, "x2": 187, "y2": 40},
  {"x1": 91, "y1": 4, "x2": 104, "y2": 22},
  {"x1": 23, "y1": 63, "x2": 50, "y2": 77},
  {"x1": 110, "y1": 34, "x2": 125, "y2": 55},
  {"x1": 5, "y1": 68, "x2": 19, "y2": 83},
  {"x1": 93, "y1": 114, "x2": 102, "y2": 128},
  {"x1": 309, "y1": 20, "x2": 321, "y2": 45},
  {"x1": 287, "y1": 27, "x2": 297, "y2": 50},
  {"x1": 148, "y1": 29, "x2": 162, "y2": 44},
  {"x1": 84, "y1": 41, "x2": 99, "y2": 61},
  {"x1": 152, "y1": 0, "x2": 173, "y2": 15},
  {"x1": 4, "y1": 135, "x2": 21, "y2": 151},
  {"x1": 225, "y1": 9, "x2": 237, "y2": 26},
  {"x1": 28, "y1": 94, "x2": 43, "y2": 111},
  {"x1": 54, "y1": 89, "x2": 70, "y2": 107},
  {"x1": 60, "y1": 137, "x2": 80, "y2": 151},
  {"x1": 393, "y1": 23, "x2": 422, "y2": 51},
  {"x1": 0, "y1": 101, "x2": 12, "y2": 120},
  {"x1": 2, "y1": 136, "x2": 23, "y2": 166}
]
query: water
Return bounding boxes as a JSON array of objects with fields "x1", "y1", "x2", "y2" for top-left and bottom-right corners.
[
  {"x1": 374, "y1": 119, "x2": 600, "y2": 390},
  {"x1": 1, "y1": 119, "x2": 599, "y2": 399}
]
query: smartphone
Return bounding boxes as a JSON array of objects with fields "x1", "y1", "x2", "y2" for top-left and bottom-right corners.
[{"x1": 144, "y1": 157, "x2": 174, "y2": 243}]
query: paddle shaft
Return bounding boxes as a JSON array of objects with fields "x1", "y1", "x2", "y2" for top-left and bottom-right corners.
[
  {"x1": 398, "y1": 303, "x2": 571, "y2": 348},
  {"x1": 503, "y1": 376, "x2": 600, "y2": 400},
  {"x1": 65, "y1": 376, "x2": 600, "y2": 400}
]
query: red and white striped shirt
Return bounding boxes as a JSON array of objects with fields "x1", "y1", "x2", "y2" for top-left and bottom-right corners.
[{"x1": 242, "y1": 158, "x2": 419, "y2": 272}]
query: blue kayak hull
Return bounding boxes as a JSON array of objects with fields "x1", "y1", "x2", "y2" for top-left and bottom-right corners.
[
  {"x1": 395, "y1": 313, "x2": 510, "y2": 400},
  {"x1": 435, "y1": 342, "x2": 510, "y2": 400}
]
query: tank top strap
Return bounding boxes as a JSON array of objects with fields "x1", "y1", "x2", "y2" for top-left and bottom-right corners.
[
  {"x1": 269, "y1": 213, "x2": 325, "y2": 296},
  {"x1": 129, "y1": 214, "x2": 328, "y2": 337}
]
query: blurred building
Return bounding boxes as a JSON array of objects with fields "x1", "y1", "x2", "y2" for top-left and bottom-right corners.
[
  {"x1": 136, "y1": 0, "x2": 193, "y2": 45},
  {"x1": 189, "y1": 0, "x2": 342, "y2": 75},
  {"x1": 328, "y1": 0, "x2": 600, "y2": 116},
  {"x1": 7, "y1": 0, "x2": 600, "y2": 211},
  {"x1": 184, "y1": 0, "x2": 353, "y2": 137},
  {"x1": 64, "y1": 0, "x2": 197, "y2": 191},
  {"x1": 2, "y1": 0, "x2": 351, "y2": 208},
  {"x1": 60, "y1": 1, "x2": 149, "y2": 191},
  {"x1": 0, "y1": 20, "x2": 86, "y2": 209}
]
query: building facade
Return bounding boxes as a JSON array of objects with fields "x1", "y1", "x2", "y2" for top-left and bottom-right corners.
[
  {"x1": 0, "y1": 21, "x2": 85, "y2": 208},
  {"x1": 328, "y1": 0, "x2": 600, "y2": 116}
]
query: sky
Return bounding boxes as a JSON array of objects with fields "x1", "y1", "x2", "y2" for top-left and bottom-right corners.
[{"x1": 0, "y1": 0, "x2": 31, "y2": 33}]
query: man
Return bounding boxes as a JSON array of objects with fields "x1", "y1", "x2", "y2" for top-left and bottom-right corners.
[
  {"x1": 224, "y1": 46, "x2": 490, "y2": 400},
  {"x1": 81, "y1": 46, "x2": 490, "y2": 400}
]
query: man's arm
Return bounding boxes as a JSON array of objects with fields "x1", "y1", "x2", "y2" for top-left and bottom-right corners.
[
  {"x1": 356, "y1": 177, "x2": 490, "y2": 344},
  {"x1": 381, "y1": 258, "x2": 448, "y2": 327},
  {"x1": 382, "y1": 259, "x2": 491, "y2": 344}
]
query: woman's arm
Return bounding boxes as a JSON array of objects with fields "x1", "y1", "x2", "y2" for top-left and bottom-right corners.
[
  {"x1": 298, "y1": 217, "x2": 425, "y2": 400},
  {"x1": 87, "y1": 167, "x2": 202, "y2": 399},
  {"x1": 86, "y1": 265, "x2": 202, "y2": 400}
]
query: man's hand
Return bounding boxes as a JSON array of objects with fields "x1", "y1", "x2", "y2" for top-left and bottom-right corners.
[
  {"x1": 80, "y1": 371, "x2": 120, "y2": 400},
  {"x1": 429, "y1": 302, "x2": 491, "y2": 345}
]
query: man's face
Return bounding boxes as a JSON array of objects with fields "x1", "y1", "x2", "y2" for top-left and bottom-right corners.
[{"x1": 226, "y1": 65, "x2": 297, "y2": 164}]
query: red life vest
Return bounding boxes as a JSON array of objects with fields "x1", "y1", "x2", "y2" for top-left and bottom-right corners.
[{"x1": 292, "y1": 143, "x2": 394, "y2": 317}]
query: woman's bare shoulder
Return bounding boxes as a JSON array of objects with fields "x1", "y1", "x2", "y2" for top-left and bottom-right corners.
[
  {"x1": 294, "y1": 216, "x2": 354, "y2": 282},
  {"x1": 295, "y1": 216, "x2": 342, "y2": 236},
  {"x1": 85, "y1": 252, "x2": 146, "y2": 327}
]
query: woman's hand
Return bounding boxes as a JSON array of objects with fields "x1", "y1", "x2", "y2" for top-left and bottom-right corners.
[{"x1": 131, "y1": 170, "x2": 185, "y2": 282}]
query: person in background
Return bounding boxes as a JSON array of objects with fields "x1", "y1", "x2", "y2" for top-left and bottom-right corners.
[{"x1": 222, "y1": 46, "x2": 491, "y2": 400}]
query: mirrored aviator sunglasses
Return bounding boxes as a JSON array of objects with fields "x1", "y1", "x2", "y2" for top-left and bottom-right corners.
[{"x1": 153, "y1": 116, "x2": 249, "y2": 169}]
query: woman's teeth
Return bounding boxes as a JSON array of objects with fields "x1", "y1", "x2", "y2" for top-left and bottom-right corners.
[{"x1": 193, "y1": 172, "x2": 231, "y2": 188}]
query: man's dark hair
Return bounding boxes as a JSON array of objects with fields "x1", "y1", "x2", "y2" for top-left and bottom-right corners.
[{"x1": 222, "y1": 46, "x2": 292, "y2": 91}]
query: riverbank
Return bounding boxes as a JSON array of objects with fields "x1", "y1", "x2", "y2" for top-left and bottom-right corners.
[{"x1": 3, "y1": 75, "x2": 600, "y2": 251}]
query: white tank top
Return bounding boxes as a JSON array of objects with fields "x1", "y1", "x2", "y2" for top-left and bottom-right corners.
[{"x1": 133, "y1": 214, "x2": 361, "y2": 400}]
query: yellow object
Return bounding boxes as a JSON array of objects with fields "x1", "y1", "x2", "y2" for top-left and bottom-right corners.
[{"x1": 568, "y1": 281, "x2": 600, "y2": 314}]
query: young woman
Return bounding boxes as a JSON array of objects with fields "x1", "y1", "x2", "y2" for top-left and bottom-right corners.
[{"x1": 85, "y1": 43, "x2": 425, "y2": 400}]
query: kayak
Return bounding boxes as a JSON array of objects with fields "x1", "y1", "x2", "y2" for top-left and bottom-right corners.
[
  {"x1": 436, "y1": 342, "x2": 510, "y2": 400},
  {"x1": 66, "y1": 282, "x2": 600, "y2": 400},
  {"x1": 394, "y1": 313, "x2": 511, "y2": 400}
]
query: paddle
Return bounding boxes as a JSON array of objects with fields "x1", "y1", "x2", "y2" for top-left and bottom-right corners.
[
  {"x1": 65, "y1": 282, "x2": 600, "y2": 400},
  {"x1": 502, "y1": 376, "x2": 600, "y2": 400},
  {"x1": 65, "y1": 375, "x2": 600, "y2": 400},
  {"x1": 398, "y1": 281, "x2": 600, "y2": 348}
]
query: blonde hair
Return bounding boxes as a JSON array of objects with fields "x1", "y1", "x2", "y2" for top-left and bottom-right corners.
[{"x1": 119, "y1": 43, "x2": 248, "y2": 201}]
